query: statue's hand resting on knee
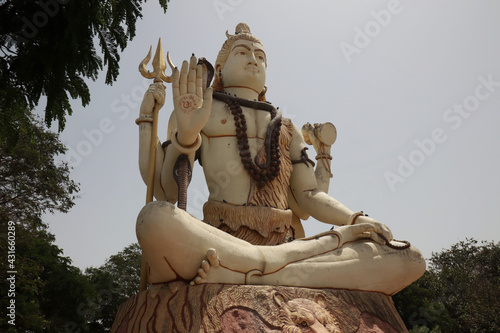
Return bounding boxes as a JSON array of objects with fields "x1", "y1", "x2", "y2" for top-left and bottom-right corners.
[{"x1": 338, "y1": 220, "x2": 393, "y2": 247}]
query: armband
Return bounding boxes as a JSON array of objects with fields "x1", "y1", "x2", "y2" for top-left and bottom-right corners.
[{"x1": 291, "y1": 147, "x2": 315, "y2": 167}]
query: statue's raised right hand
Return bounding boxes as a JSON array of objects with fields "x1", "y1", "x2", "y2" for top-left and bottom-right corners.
[{"x1": 172, "y1": 55, "x2": 213, "y2": 146}]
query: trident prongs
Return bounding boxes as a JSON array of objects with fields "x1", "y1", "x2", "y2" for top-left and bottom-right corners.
[{"x1": 138, "y1": 38, "x2": 175, "y2": 83}]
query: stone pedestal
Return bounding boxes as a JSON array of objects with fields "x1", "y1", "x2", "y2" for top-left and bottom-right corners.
[{"x1": 111, "y1": 283, "x2": 408, "y2": 332}]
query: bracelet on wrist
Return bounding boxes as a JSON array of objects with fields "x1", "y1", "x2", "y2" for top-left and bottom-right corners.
[
  {"x1": 170, "y1": 129, "x2": 202, "y2": 154},
  {"x1": 315, "y1": 153, "x2": 332, "y2": 160},
  {"x1": 347, "y1": 211, "x2": 366, "y2": 225},
  {"x1": 135, "y1": 116, "x2": 153, "y2": 125}
]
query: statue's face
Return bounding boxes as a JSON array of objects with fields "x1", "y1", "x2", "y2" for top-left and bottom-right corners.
[{"x1": 220, "y1": 39, "x2": 267, "y2": 92}]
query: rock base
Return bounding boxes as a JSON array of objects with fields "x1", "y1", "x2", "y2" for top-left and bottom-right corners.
[{"x1": 111, "y1": 283, "x2": 408, "y2": 332}]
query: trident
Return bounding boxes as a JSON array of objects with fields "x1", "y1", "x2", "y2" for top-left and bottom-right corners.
[{"x1": 137, "y1": 38, "x2": 174, "y2": 291}]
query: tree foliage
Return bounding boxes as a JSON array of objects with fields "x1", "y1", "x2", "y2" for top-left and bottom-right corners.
[
  {"x1": 0, "y1": 115, "x2": 79, "y2": 228},
  {"x1": 0, "y1": 224, "x2": 141, "y2": 332},
  {"x1": 0, "y1": 1, "x2": 168, "y2": 330},
  {"x1": 394, "y1": 239, "x2": 500, "y2": 333},
  {"x1": 85, "y1": 243, "x2": 142, "y2": 331},
  {"x1": 0, "y1": 0, "x2": 169, "y2": 149},
  {"x1": 0, "y1": 115, "x2": 92, "y2": 332},
  {"x1": 0, "y1": 94, "x2": 140, "y2": 332},
  {"x1": 0, "y1": 224, "x2": 97, "y2": 332}
]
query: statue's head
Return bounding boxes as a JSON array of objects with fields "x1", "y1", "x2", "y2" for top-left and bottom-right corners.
[{"x1": 213, "y1": 23, "x2": 267, "y2": 101}]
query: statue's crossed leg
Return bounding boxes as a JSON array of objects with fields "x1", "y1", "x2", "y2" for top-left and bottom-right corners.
[{"x1": 137, "y1": 201, "x2": 425, "y2": 295}]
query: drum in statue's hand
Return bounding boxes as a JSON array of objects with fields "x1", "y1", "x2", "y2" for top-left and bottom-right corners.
[{"x1": 302, "y1": 122, "x2": 337, "y2": 146}]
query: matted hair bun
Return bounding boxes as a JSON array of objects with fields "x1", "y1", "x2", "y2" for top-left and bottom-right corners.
[
  {"x1": 226, "y1": 22, "x2": 252, "y2": 39},
  {"x1": 235, "y1": 23, "x2": 251, "y2": 34}
]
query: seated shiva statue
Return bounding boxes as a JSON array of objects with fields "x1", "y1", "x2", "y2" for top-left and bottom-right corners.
[{"x1": 135, "y1": 23, "x2": 425, "y2": 295}]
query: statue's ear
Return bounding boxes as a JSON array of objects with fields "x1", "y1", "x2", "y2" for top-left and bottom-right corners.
[
  {"x1": 272, "y1": 291, "x2": 288, "y2": 307},
  {"x1": 314, "y1": 294, "x2": 328, "y2": 309}
]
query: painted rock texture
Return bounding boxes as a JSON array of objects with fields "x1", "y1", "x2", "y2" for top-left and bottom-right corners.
[{"x1": 111, "y1": 283, "x2": 407, "y2": 332}]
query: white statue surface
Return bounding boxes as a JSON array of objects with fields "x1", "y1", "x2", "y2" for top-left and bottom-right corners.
[{"x1": 135, "y1": 23, "x2": 425, "y2": 296}]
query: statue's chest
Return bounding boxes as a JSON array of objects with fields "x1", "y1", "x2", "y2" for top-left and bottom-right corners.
[{"x1": 203, "y1": 101, "x2": 271, "y2": 139}]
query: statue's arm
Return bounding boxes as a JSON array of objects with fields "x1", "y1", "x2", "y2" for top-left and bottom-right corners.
[
  {"x1": 314, "y1": 153, "x2": 332, "y2": 193},
  {"x1": 137, "y1": 83, "x2": 169, "y2": 201},
  {"x1": 138, "y1": 56, "x2": 212, "y2": 203},
  {"x1": 289, "y1": 123, "x2": 351, "y2": 225},
  {"x1": 302, "y1": 123, "x2": 334, "y2": 193},
  {"x1": 158, "y1": 112, "x2": 198, "y2": 203},
  {"x1": 161, "y1": 56, "x2": 212, "y2": 203},
  {"x1": 289, "y1": 123, "x2": 393, "y2": 239}
]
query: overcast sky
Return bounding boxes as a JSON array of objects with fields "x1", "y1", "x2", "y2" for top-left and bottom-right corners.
[{"x1": 41, "y1": 0, "x2": 500, "y2": 270}]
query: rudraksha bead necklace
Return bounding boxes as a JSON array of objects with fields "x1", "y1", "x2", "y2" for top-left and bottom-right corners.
[{"x1": 221, "y1": 97, "x2": 282, "y2": 188}]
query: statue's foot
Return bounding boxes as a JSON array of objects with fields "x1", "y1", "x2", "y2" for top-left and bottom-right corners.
[
  {"x1": 190, "y1": 248, "x2": 246, "y2": 286},
  {"x1": 191, "y1": 248, "x2": 219, "y2": 285}
]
